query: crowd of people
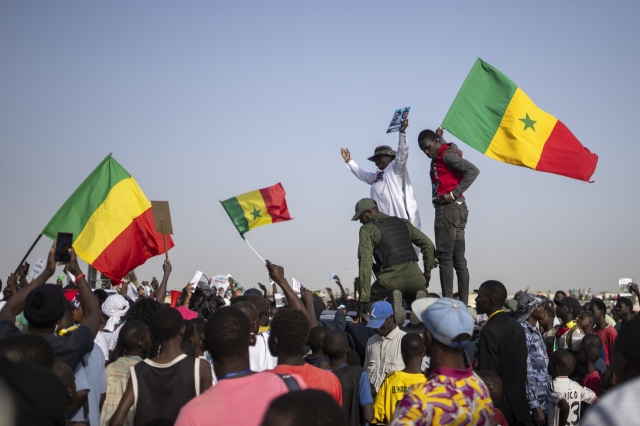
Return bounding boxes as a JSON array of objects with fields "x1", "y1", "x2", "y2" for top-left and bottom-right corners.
[
  {"x1": 0, "y1": 123, "x2": 637, "y2": 426},
  {"x1": 0, "y1": 240, "x2": 639, "y2": 426}
]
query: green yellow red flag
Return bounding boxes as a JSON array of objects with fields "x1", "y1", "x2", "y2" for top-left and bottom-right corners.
[
  {"x1": 220, "y1": 183, "x2": 292, "y2": 237},
  {"x1": 42, "y1": 154, "x2": 173, "y2": 281},
  {"x1": 442, "y1": 58, "x2": 598, "y2": 182}
]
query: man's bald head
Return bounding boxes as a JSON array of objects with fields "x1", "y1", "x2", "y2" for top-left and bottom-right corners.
[{"x1": 232, "y1": 301, "x2": 259, "y2": 334}]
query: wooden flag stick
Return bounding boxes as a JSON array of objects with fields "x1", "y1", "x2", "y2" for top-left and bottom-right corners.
[{"x1": 161, "y1": 220, "x2": 169, "y2": 261}]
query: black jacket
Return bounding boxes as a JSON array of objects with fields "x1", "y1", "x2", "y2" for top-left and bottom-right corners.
[{"x1": 477, "y1": 312, "x2": 532, "y2": 425}]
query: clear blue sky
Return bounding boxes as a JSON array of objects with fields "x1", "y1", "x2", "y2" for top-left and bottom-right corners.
[{"x1": 1, "y1": 1, "x2": 638, "y2": 294}]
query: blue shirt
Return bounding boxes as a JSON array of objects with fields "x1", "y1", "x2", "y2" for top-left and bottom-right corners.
[{"x1": 70, "y1": 344, "x2": 106, "y2": 426}]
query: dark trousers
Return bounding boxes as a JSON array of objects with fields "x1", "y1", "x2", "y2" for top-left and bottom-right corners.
[{"x1": 434, "y1": 202, "x2": 469, "y2": 305}]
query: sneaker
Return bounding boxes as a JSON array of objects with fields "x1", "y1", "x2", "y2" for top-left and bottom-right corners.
[
  {"x1": 410, "y1": 290, "x2": 427, "y2": 326},
  {"x1": 392, "y1": 290, "x2": 405, "y2": 326}
]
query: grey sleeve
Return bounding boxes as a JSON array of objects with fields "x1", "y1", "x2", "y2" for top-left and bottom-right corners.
[{"x1": 443, "y1": 153, "x2": 480, "y2": 198}]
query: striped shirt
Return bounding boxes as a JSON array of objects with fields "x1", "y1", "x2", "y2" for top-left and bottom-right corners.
[{"x1": 100, "y1": 355, "x2": 142, "y2": 426}]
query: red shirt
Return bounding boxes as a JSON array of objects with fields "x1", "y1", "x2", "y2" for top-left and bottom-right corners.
[
  {"x1": 593, "y1": 325, "x2": 617, "y2": 365},
  {"x1": 269, "y1": 363, "x2": 343, "y2": 405},
  {"x1": 493, "y1": 408, "x2": 508, "y2": 426},
  {"x1": 582, "y1": 370, "x2": 604, "y2": 397}
]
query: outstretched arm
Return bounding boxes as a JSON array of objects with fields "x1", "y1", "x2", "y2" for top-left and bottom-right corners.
[
  {"x1": 155, "y1": 260, "x2": 171, "y2": 304},
  {"x1": 68, "y1": 248, "x2": 101, "y2": 337},
  {"x1": 265, "y1": 260, "x2": 305, "y2": 312},
  {"x1": 0, "y1": 243, "x2": 56, "y2": 322},
  {"x1": 342, "y1": 148, "x2": 377, "y2": 184},
  {"x1": 393, "y1": 120, "x2": 409, "y2": 175}
]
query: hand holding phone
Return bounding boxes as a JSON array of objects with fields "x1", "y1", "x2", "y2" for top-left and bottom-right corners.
[{"x1": 55, "y1": 232, "x2": 73, "y2": 263}]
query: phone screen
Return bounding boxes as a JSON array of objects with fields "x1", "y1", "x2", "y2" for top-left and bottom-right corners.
[{"x1": 55, "y1": 232, "x2": 73, "y2": 263}]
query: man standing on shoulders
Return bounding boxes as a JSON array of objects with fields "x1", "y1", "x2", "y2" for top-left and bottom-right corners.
[
  {"x1": 418, "y1": 127, "x2": 479, "y2": 307},
  {"x1": 475, "y1": 280, "x2": 532, "y2": 426},
  {"x1": 363, "y1": 301, "x2": 406, "y2": 394},
  {"x1": 353, "y1": 198, "x2": 435, "y2": 325},
  {"x1": 341, "y1": 120, "x2": 421, "y2": 230}
]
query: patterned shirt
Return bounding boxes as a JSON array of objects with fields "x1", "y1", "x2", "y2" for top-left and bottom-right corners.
[
  {"x1": 389, "y1": 367, "x2": 494, "y2": 426},
  {"x1": 100, "y1": 355, "x2": 142, "y2": 426},
  {"x1": 521, "y1": 321, "x2": 550, "y2": 412}
]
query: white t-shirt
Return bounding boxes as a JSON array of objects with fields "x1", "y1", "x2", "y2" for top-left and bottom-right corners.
[
  {"x1": 249, "y1": 331, "x2": 277, "y2": 372},
  {"x1": 547, "y1": 377, "x2": 597, "y2": 426}
]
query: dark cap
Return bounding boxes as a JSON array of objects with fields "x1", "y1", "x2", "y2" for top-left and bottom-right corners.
[
  {"x1": 352, "y1": 198, "x2": 378, "y2": 221},
  {"x1": 24, "y1": 285, "x2": 66, "y2": 328},
  {"x1": 556, "y1": 297, "x2": 582, "y2": 317},
  {"x1": 367, "y1": 145, "x2": 397, "y2": 162}
]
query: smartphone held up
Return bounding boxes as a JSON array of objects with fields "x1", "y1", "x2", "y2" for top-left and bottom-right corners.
[{"x1": 55, "y1": 232, "x2": 73, "y2": 263}]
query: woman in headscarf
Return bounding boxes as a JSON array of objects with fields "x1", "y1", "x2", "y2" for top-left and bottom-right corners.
[{"x1": 516, "y1": 293, "x2": 550, "y2": 426}]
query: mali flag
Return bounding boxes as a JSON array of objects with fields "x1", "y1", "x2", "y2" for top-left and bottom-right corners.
[
  {"x1": 442, "y1": 58, "x2": 598, "y2": 182},
  {"x1": 42, "y1": 154, "x2": 174, "y2": 281},
  {"x1": 221, "y1": 183, "x2": 292, "y2": 237}
]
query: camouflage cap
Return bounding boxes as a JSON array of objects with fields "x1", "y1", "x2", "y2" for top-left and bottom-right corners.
[
  {"x1": 352, "y1": 198, "x2": 378, "y2": 221},
  {"x1": 367, "y1": 145, "x2": 397, "y2": 162}
]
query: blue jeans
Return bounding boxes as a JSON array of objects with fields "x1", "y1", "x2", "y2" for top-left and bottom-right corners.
[{"x1": 434, "y1": 202, "x2": 469, "y2": 305}]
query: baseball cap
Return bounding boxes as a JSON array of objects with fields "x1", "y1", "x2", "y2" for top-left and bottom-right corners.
[
  {"x1": 366, "y1": 301, "x2": 393, "y2": 329},
  {"x1": 352, "y1": 198, "x2": 378, "y2": 221},
  {"x1": 556, "y1": 297, "x2": 582, "y2": 317},
  {"x1": 412, "y1": 298, "x2": 474, "y2": 347}
]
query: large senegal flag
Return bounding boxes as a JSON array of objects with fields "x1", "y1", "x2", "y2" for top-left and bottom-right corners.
[
  {"x1": 220, "y1": 183, "x2": 292, "y2": 237},
  {"x1": 442, "y1": 58, "x2": 598, "y2": 182},
  {"x1": 42, "y1": 154, "x2": 174, "y2": 281}
]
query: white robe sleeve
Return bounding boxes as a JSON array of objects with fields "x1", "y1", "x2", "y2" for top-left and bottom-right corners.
[{"x1": 346, "y1": 159, "x2": 376, "y2": 185}]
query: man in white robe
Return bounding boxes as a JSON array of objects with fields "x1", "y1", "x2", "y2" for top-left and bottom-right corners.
[{"x1": 340, "y1": 120, "x2": 421, "y2": 231}]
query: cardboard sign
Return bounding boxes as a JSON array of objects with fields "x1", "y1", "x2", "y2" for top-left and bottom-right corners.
[
  {"x1": 386, "y1": 107, "x2": 410, "y2": 133},
  {"x1": 291, "y1": 277, "x2": 301, "y2": 293},
  {"x1": 30, "y1": 258, "x2": 46, "y2": 279},
  {"x1": 127, "y1": 270, "x2": 139, "y2": 288},
  {"x1": 619, "y1": 278, "x2": 633, "y2": 297},
  {"x1": 275, "y1": 293, "x2": 285, "y2": 308},
  {"x1": 151, "y1": 201, "x2": 174, "y2": 234}
]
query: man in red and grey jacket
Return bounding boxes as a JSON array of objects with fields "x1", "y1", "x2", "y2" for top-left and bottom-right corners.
[{"x1": 418, "y1": 127, "x2": 479, "y2": 307}]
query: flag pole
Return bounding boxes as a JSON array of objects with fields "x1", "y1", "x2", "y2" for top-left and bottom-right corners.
[
  {"x1": 14, "y1": 234, "x2": 43, "y2": 274},
  {"x1": 244, "y1": 239, "x2": 266, "y2": 264}
]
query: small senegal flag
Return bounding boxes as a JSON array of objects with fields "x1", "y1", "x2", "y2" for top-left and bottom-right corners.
[
  {"x1": 442, "y1": 58, "x2": 598, "y2": 182},
  {"x1": 42, "y1": 154, "x2": 173, "y2": 281},
  {"x1": 220, "y1": 183, "x2": 292, "y2": 237}
]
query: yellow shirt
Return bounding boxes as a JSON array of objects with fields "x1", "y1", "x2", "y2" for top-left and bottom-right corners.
[{"x1": 372, "y1": 370, "x2": 427, "y2": 424}]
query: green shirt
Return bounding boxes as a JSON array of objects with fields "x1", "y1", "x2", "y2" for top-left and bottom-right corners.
[{"x1": 358, "y1": 212, "x2": 436, "y2": 302}]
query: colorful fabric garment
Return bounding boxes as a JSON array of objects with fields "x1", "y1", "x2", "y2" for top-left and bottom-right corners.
[
  {"x1": 521, "y1": 320, "x2": 550, "y2": 412},
  {"x1": 389, "y1": 367, "x2": 494, "y2": 426}
]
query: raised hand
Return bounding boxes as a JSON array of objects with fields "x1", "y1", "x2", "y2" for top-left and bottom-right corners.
[
  {"x1": 340, "y1": 148, "x2": 351, "y2": 162},
  {"x1": 163, "y1": 260, "x2": 172, "y2": 275},
  {"x1": 400, "y1": 119, "x2": 409, "y2": 134},
  {"x1": 436, "y1": 126, "x2": 443, "y2": 140},
  {"x1": 265, "y1": 260, "x2": 286, "y2": 284},
  {"x1": 67, "y1": 247, "x2": 83, "y2": 277},
  {"x1": 325, "y1": 287, "x2": 334, "y2": 297}
]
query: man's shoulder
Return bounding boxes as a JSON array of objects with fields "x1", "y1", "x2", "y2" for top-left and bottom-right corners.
[{"x1": 366, "y1": 333, "x2": 382, "y2": 346}]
